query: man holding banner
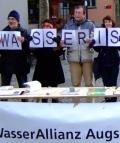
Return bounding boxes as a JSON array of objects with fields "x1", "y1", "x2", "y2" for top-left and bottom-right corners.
[
  {"x1": 0, "y1": 10, "x2": 32, "y2": 90},
  {"x1": 63, "y1": 5, "x2": 95, "y2": 87}
]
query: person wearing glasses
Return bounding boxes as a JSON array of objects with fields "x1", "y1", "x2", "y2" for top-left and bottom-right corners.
[{"x1": 0, "y1": 10, "x2": 32, "y2": 99}]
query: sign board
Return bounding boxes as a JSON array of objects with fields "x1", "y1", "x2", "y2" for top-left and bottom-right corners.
[
  {"x1": 0, "y1": 31, "x2": 21, "y2": 50},
  {"x1": 0, "y1": 102, "x2": 120, "y2": 143},
  {"x1": 62, "y1": 29, "x2": 89, "y2": 49},
  {"x1": 30, "y1": 29, "x2": 57, "y2": 48},
  {"x1": 94, "y1": 28, "x2": 120, "y2": 46}
]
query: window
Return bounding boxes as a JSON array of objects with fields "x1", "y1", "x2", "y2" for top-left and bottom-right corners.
[
  {"x1": 87, "y1": 0, "x2": 96, "y2": 7},
  {"x1": 28, "y1": 0, "x2": 39, "y2": 24},
  {"x1": 115, "y1": 0, "x2": 120, "y2": 25},
  {"x1": 59, "y1": 2, "x2": 69, "y2": 21}
]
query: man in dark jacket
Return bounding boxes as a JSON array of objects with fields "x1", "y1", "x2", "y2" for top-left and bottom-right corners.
[{"x1": 0, "y1": 10, "x2": 32, "y2": 89}]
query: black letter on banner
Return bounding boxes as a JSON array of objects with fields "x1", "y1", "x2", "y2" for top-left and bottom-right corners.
[
  {"x1": 0, "y1": 128, "x2": 4, "y2": 137},
  {"x1": 114, "y1": 130, "x2": 119, "y2": 138},
  {"x1": 64, "y1": 32, "x2": 72, "y2": 45},
  {"x1": 111, "y1": 30, "x2": 119, "y2": 44},
  {"x1": 36, "y1": 129, "x2": 45, "y2": 139},
  {"x1": 1, "y1": 33, "x2": 9, "y2": 47},
  {"x1": 46, "y1": 31, "x2": 54, "y2": 45},
  {"x1": 78, "y1": 32, "x2": 86, "y2": 44},
  {"x1": 75, "y1": 132, "x2": 81, "y2": 139},
  {"x1": 86, "y1": 129, "x2": 96, "y2": 139},
  {"x1": 98, "y1": 30, "x2": 101, "y2": 44},
  {"x1": 32, "y1": 31, "x2": 41, "y2": 45},
  {"x1": 12, "y1": 34, "x2": 19, "y2": 47}
]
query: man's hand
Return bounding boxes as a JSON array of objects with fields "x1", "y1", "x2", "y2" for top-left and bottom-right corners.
[
  {"x1": 85, "y1": 38, "x2": 92, "y2": 44},
  {"x1": 60, "y1": 39, "x2": 65, "y2": 47},
  {"x1": 0, "y1": 38, "x2": 3, "y2": 43},
  {"x1": 17, "y1": 36, "x2": 25, "y2": 43}
]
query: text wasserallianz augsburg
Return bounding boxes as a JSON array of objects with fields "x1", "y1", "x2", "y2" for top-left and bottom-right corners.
[{"x1": 0, "y1": 128, "x2": 119, "y2": 141}]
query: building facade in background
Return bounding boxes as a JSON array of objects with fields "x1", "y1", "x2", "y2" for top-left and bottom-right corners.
[
  {"x1": 115, "y1": 0, "x2": 120, "y2": 25},
  {"x1": 0, "y1": 0, "x2": 28, "y2": 29},
  {"x1": 28, "y1": 0, "x2": 120, "y2": 27},
  {"x1": 0, "y1": 0, "x2": 119, "y2": 29}
]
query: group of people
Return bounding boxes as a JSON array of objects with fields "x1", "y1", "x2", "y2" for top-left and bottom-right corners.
[
  {"x1": 0, "y1": 5, "x2": 119, "y2": 103},
  {"x1": 64, "y1": 5, "x2": 120, "y2": 102},
  {"x1": 0, "y1": 10, "x2": 65, "y2": 103}
]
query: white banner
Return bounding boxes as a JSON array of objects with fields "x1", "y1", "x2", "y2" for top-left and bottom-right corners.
[
  {"x1": 62, "y1": 29, "x2": 89, "y2": 49},
  {"x1": 43, "y1": 29, "x2": 57, "y2": 48},
  {"x1": 30, "y1": 28, "x2": 120, "y2": 48},
  {"x1": 94, "y1": 28, "x2": 106, "y2": 46},
  {"x1": 108, "y1": 28, "x2": 120, "y2": 46},
  {"x1": 30, "y1": 29, "x2": 43, "y2": 48},
  {"x1": 62, "y1": 30, "x2": 77, "y2": 48},
  {"x1": 0, "y1": 31, "x2": 21, "y2": 50},
  {"x1": 0, "y1": 102, "x2": 120, "y2": 143},
  {"x1": 30, "y1": 29, "x2": 57, "y2": 48},
  {"x1": 77, "y1": 29, "x2": 89, "y2": 44},
  {"x1": 94, "y1": 28, "x2": 120, "y2": 46}
]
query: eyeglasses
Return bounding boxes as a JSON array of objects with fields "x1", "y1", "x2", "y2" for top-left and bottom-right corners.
[{"x1": 8, "y1": 17, "x2": 16, "y2": 21}]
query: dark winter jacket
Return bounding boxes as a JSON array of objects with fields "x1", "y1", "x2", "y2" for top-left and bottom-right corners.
[
  {"x1": 33, "y1": 48, "x2": 65, "y2": 86},
  {"x1": 0, "y1": 25, "x2": 32, "y2": 74},
  {"x1": 93, "y1": 46, "x2": 120, "y2": 80},
  {"x1": 94, "y1": 46, "x2": 120, "y2": 67}
]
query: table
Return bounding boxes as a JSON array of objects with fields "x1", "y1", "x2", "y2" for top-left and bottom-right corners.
[{"x1": 0, "y1": 87, "x2": 119, "y2": 103}]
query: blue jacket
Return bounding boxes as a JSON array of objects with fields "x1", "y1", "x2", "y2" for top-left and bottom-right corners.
[{"x1": 63, "y1": 18, "x2": 95, "y2": 62}]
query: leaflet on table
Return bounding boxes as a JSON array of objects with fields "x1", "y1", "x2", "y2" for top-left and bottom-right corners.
[
  {"x1": 0, "y1": 86, "x2": 30, "y2": 96},
  {"x1": 113, "y1": 87, "x2": 120, "y2": 95},
  {"x1": 105, "y1": 87, "x2": 116, "y2": 95},
  {"x1": 88, "y1": 88, "x2": 106, "y2": 96},
  {"x1": 61, "y1": 88, "x2": 89, "y2": 96},
  {"x1": 0, "y1": 86, "x2": 13, "y2": 90},
  {"x1": 0, "y1": 90, "x2": 22, "y2": 96},
  {"x1": 88, "y1": 87, "x2": 117, "y2": 96}
]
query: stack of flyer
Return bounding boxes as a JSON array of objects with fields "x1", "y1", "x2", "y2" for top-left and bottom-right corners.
[
  {"x1": 105, "y1": 87, "x2": 116, "y2": 96},
  {"x1": 88, "y1": 87, "x2": 106, "y2": 96},
  {"x1": 88, "y1": 87, "x2": 117, "y2": 97},
  {"x1": 113, "y1": 87, "x2": 120, "y2": 95}
]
